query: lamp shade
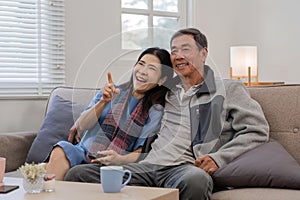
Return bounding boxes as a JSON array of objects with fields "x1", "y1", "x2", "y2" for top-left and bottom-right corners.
[{"x1": 230, "y1": 46, "x2": 257, "y2": 77}]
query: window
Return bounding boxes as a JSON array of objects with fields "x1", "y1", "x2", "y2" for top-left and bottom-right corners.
[
  {"x1": 121, "y1": 0, "x2": 187, "y2": 50},
  {"x1": 0, "y1": 0, "x2": 65, "y2": 98}
]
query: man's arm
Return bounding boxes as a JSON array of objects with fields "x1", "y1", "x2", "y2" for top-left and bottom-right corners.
[
  {"x1": 209, "y1": 81, "x2": 269, "y2": 168},
  {"x1": 194, "y1": 81, "x2": 269, "y2": 173}
]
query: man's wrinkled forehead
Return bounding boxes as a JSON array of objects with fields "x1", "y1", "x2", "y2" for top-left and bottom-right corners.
[{"x1": 171, "y1": 34, "x2": 197, "y2": 50}]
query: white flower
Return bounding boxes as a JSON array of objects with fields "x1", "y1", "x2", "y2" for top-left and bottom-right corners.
[{"x1": 19, "y1": 163, "x2": 45, "y2": 183}]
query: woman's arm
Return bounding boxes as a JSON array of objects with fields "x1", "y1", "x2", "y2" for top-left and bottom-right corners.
[
  {"x1": 69, "y1": 72, "x2": 120, "y2": 143},
  {"x1": 68, "y1": 97, "x2": 108, "y2": 143},
  {"x1": 74, "y1": 99, "x2": 108, "y2": 136},
  {"x1": 91, "y1": 147, "x2": 143, "y2": 165}
]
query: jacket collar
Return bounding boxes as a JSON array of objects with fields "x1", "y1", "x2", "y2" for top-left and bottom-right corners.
[
  {"x1": 196, "y1": 65, "x2": 216, "y2": 97},
  {"x1": 171, "y1": 65, "x2": 217, "y2": 97}
]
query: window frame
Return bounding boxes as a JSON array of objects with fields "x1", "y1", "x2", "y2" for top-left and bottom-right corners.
[{"x1": 121, "y1": 0, "x2": 188, "y2": 50}]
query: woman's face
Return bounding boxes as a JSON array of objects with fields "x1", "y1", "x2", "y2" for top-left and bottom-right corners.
[{"x1": 132, "y1": 54, "x2": 165, "y2": 95}]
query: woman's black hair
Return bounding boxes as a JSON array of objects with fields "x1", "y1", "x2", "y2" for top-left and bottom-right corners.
[
  {"x1": 139, "y1": 47, "x2": 173, "y2": 112},
  {"x1": 121, "y1": 47, "x2": 173, "y2": 113}
]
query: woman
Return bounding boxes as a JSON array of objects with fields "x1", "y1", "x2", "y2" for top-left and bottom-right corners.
[{"x1": 44, "y1": 47, "x2": 173, "y2": 180}]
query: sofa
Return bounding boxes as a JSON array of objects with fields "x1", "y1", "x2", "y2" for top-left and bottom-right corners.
[{"x1": 1, "y1": 84, "x2": 300, "y2": 199}]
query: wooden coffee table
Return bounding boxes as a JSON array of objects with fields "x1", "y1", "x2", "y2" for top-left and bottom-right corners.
[{"x1": 1, "y1": 177, "x2": 178, "y2": 200}]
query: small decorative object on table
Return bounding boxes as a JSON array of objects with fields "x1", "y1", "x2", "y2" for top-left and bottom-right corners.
[
  {"x1": 19, "y1": 163, "x2": 45, "y2": 194},
  {"x1": 43, "y1": 173, "x2": 56, "y2": 192}
]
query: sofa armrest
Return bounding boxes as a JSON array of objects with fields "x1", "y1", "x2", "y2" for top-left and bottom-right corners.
[{"x1": 0, "y1": 132, "x2": 36, "y2": 172}]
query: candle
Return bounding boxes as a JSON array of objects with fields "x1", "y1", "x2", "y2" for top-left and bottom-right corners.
[{"x1": 43, "y1": 174, "x2": 56, "y2": 192}]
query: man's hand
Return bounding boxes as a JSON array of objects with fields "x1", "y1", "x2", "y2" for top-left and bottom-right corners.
[
  {"x1": 68, "y1": 125, "x2": 84, "y2": 144},
  {"x1": 194, "y1": 155, "x2": 219, "y2": 175},
  {"x1": 101, "y1": 72, "x2": 120, "y2": 103}
]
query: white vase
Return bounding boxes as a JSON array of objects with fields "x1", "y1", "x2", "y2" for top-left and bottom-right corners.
[{"x1": 22, "y1": 175, "x2": 44, "y2": 194}]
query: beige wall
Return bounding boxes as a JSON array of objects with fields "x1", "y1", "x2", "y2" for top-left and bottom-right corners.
[
  {"x1": 1, "y1": 0, "x2": 299, "y2": 133},
  {"x1": 194, "y1": 0, "x2": 300, "y2": 83}
]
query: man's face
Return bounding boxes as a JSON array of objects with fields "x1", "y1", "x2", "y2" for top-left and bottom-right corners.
[{"x1": 170, "y1": 34, "x2": 207, "y2": 78}]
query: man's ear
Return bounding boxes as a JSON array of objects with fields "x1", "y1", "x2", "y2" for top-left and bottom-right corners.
[
  {"x1": 201, "y1": 47, "x2": 208, "y2": 63},
  {"x1": 158, "y1": 76, "x2": 167, "y2": 86}
]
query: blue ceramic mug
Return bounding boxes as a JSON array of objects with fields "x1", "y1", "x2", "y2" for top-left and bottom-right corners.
[{"x1": 100, "y1": 166, "x2": 132, "y2": 193}]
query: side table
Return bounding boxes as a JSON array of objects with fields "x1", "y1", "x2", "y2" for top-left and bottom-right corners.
[{"x1": 244, "y1": 82, "x2": 285, "y2": 86}]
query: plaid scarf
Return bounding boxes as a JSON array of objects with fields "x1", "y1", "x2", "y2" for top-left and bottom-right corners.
[{"x1": 88, "y1": 89, "x2": 149, "y2": 156}]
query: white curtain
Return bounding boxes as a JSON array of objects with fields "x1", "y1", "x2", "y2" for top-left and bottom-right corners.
[{"x1": 0, "y1": 0, "x2": 65, "y2": 97}]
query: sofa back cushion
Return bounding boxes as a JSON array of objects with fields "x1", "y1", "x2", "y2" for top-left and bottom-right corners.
[
  {"x1": 26, "y1": 87, "x2": 98, "y2": 163},
  {"x1": 46, "y1": 86, "x2": 98, "y2": 112},
  {"x1": 248, "y1": 84, "x2": 300, "y2": 164}
]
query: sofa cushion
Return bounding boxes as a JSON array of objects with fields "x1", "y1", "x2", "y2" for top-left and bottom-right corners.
[
  {"x1": 248, "y1": 85, "x2": 300, "y2": 164},
  {"x1": 0, "y1": 132, "x2": 36, "y2": 172},
  {"x1": 26, "y1": 95, "x2": 85, "y2": 163},
  {"x1": 211, "y1": 188, "x2": 300, "y2": 200},
  {"x1": 212, "y1": 139, "x2": 300, "y2": 189}
]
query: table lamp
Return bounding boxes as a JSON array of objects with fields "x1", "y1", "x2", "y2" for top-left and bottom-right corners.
[{"x1": 230, "y1": 46, "x2": 258, "y2": 86}]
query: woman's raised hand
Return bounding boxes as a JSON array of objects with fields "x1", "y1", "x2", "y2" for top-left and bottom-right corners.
[{"x1": 101, "y1": 72, "x2": 120, "y2": 103}]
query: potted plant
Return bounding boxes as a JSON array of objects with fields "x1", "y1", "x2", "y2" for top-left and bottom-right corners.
[{"x1": 19, "y1": 163, "x2": 45, "y2": 193}]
